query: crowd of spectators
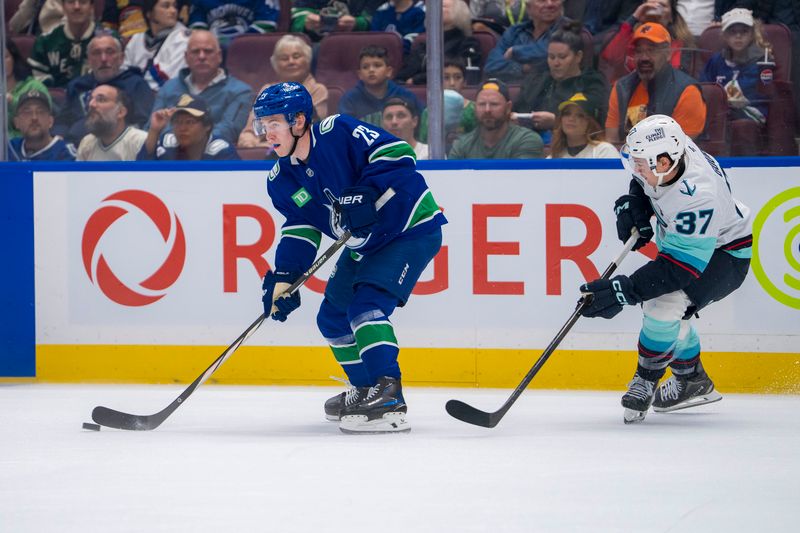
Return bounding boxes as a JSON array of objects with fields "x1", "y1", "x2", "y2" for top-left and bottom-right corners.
[{"x1": 4, "y1": 0, "x2": 799, "y2": 162}]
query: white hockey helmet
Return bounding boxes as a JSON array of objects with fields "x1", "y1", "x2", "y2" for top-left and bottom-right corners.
[{"x1": 623, "y1": 114, "x2": 687, "y2": 186}]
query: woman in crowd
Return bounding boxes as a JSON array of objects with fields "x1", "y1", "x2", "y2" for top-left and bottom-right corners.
[
  {"x1": 238, "y1": 35, "x2": 329, "y2": 148},
  {"x1": 512, "y1": 20, "x2": 609, "y2": 144},
  {"x1": 123, "y1": 0, "x2": 191, "y2": 91},
  {"x1": 600, "y1": 0, "x2": 695, "y2": 82},
  {"x1": 547, "y1": 93, "x2": 618, "y2": 159},
  {"x1": 397, "y1": 0, "x2": 482, "y2": 85}
]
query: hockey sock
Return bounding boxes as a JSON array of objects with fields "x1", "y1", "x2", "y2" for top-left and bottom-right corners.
[
  {"x1": 670, "y1": 321, "x2": 701, "y2": 376},
  {"x1": 317, "y1": 298, "x2": 371, "y2": 387},
  {"x1": 347, "y1": 285, "x2": 401, "y2": 382},
  {"x1": 328, "y1": 335, "x2": 371, "y2": 387},
  {"x1": 352, "y1": 311, "x2": 400, "y2": 381},
  {"x1": 637, "y1": 315, "x2": 680, "y2": 374}
]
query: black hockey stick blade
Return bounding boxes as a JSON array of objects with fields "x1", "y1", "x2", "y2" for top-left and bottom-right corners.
[
  {"x1": 446, "y1": 232, "x2": 640, "y2": 429},
  {"x1": 445, "y1": 400, "x2": 499, "y2": 428}
]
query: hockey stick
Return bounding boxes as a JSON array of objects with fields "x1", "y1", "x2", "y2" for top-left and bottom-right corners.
[
  {"x1": 92, "y1": 188, "x2": 396, "y2": 431},
  {"x1": 445, "y1": 231, "x2": 640, "y2": 428}
]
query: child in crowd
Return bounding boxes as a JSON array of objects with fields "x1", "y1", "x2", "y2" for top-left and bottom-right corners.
[
  {"x1": 701, "y1": 7, "x2": 772, "y2": 155},
  {"x1": 338, "y1": 45, "x2": 422, "y2": 126},
  {"x1": 418, "y1": 59, "x2": 477, "y2": 144}
]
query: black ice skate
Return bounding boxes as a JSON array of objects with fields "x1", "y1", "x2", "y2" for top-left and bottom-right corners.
[
  {"x1": 325, "y1": 383, "x2": 368, "y2": 421},
  {"x1": 652, "y1": 368, "x2": 722, "y2": 413},
  {"x1": 339, "y1": 376, "x2": 410, "y2": 434},
  {"x1": 621, "y1": 373, "x2": 657, "y2": 424}
]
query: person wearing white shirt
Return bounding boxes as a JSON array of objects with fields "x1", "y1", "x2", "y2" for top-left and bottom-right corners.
[
  {"x1": 123, "y1": 0, "x2": 191, "y2": 91},
  {"x1": 77, "y1": 85, "x2": 147, "y2": 161}
]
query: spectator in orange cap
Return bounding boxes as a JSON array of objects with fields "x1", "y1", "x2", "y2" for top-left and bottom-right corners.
[
  {"x1": 600, "y1": 0, "x2": 695, "y2": 83},
  {"x1": 605, "y1": 21, "x2": 706, "y2": 144}
]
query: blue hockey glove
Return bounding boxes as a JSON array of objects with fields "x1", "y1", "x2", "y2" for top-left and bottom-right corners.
[
  {"x1": 579, "y1": 276, "x2": 641, "y2": 319},
  {"x1": 337, "y1": 186, "x2": 380, "y2": 238},
  {"x1": 614, "y1": 195, "x2": 654, "y2": 251},
  {"x1": 262, "y1": 270, "x2": 302, "y2": 322}
]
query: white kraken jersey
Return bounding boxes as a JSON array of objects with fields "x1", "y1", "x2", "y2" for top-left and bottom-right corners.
[{"x1": 623, "y1": 139, "x2": 752, "y2": 275}]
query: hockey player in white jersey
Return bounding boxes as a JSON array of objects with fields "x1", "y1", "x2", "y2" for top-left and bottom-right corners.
[{"x1": 579, "y1": 115, "x2": 752, "y2": 424}]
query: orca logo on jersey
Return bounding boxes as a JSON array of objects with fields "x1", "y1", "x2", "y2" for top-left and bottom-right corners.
[
  {"x1": 645, "y1": 127, "x2": 665, "y2": 143},
  {"x1": 81, "y1": 190, "x2": 186, "y2": 307}
]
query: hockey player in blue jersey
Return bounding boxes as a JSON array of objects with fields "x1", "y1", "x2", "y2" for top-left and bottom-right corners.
[
  {"x1": 578, "y1": 115, "x2": 752, "y2": 424},
  {"x1": 253, "y1": 82, "x2": 446, "y2": 433}
]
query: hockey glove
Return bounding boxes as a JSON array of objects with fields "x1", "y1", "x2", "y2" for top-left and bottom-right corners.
[
  {"x1": 614, "y1": 195, "x2": 654, "y2": 251},
  {"x1": 579, "y1": 276, "x2": 641, "y2": 319},
  {"x1": 337, "y1": 186, "x2": 380, "y2": 238},
  {"x1": 262, "y1": 270, "x2": 302, "y2": 322}
]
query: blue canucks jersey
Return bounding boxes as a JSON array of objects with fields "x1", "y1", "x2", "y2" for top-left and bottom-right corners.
[
  {"x1": 8, "y1": 137, "x2": 76, "y2": 161},
  {"x1": 266, "y1": 113, "x2": 446, "y2": 274}
]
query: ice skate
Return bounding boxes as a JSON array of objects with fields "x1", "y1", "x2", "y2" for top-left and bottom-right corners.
[
  {"x1": 325, "y1": 382, "x2": 368, "y2": 421},
  {"x1": 621, "y1": 373, "x2": 657, "y2": 424},
  {"x1": 339, "y1": 376, "x2": 410, "y2": 434},
  {"x1": 653, "y1": 368, "x2": 722, "y2": 413}
]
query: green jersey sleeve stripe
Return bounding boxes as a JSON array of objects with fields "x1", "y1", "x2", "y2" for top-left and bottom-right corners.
[
  {"x1": 368, "y1": 141, "x2": 416, "y2": 164},
  {"x1": 281, "y1": 226, "x2": 322, "y2": 248},
  {"x1": 402, "y1": 189, "x2": 442, "y2": 232}
]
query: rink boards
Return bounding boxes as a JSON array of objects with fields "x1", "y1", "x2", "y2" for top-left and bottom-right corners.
[{"x1": 1, "y1": 159, "x2": 799, "y2": 392}]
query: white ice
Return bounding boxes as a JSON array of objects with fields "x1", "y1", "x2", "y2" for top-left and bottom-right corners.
[{"x1": 1, "y1": 384, "x2": 798, "y2": 532}]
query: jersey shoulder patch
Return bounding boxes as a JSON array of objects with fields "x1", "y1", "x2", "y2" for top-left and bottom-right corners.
[
  {"x1": 267, "y1": 160, "x2": 281, "y2": 181},
  {"x1": 163, "y1": 133, "x2": 178, "y2": 148},
  {"x1": 318, "y1": 114, "x2": 340, "y2": 134}
]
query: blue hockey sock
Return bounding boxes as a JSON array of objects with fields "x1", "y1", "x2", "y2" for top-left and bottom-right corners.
[{"x1": 352, "y1": 312, "x2": 400, "y2": 382}]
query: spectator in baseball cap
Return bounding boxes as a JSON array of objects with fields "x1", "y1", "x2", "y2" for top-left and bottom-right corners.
[
  {"x1": 139, "y1": 94, "x2": 239, "y2": 160},
  {"x1": 549, "y1": 92, "x2": 618, "y2": 159},
  {"x1": 605, "y1": 21, "x2": 706, "y2": 144},
  {"x1": 8, "y1": 89, "x2": 77, "y2": 161},
  {"x1": 449, "y1": 78, "x2": 544, "y2": 159}
]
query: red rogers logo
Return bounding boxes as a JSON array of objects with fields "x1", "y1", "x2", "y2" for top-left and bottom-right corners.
[{"x1": 81, "y1": 190, "x2": 186, "y2": 306}]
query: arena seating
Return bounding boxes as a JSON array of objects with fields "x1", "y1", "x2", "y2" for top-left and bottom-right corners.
[{"x1": 696, "y1": 82, "x2": 729, "y2": 156}]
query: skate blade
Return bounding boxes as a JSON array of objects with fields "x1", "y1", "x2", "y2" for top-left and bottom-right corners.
[
  {"x1": 325, "y1": 414, "x2": 339, "y2": 422},
  {"x1": 339, "y1": 412, "x2": 411, "y2": 434},
  {"x1": 653, "y1": 390, "x2": 722, "y2": 413},
  {"x1": 623, "y1": 408, "x2": 648, "y2": 424}
]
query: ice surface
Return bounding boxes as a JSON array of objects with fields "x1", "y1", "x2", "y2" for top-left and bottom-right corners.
[{"x1": 1, "y1": 384, "x2": 798, "y2": 532}]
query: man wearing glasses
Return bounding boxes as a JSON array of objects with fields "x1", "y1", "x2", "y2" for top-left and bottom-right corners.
[{"x1": 605, "y1": 22, "x2": 707, "y2": 144}]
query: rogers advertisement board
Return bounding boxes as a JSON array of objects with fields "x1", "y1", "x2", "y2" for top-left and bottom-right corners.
[{"x1": 33, "y1": 166, "x2": 800, "y2": 354}]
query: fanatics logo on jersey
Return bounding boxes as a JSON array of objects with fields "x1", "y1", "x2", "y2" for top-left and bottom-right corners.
[
  {"x1": 292, "y1": 187, "x2": 312, "y2": 207},
  {"x1": 646, "y1": 127, "x2": 665, "y2": 142}
]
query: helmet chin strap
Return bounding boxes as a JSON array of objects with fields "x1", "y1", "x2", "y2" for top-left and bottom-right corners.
[
  {"x1": 650, "y1": 155, "x2": 682, "y2": 187},
  {"x1": 286, "y1": 118, "x2": 310, "y2": 159}
]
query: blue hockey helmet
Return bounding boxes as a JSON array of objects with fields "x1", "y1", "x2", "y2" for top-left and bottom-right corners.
[{"x1": 253, "y1": 82, "x2": 313, "y2": 127}]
